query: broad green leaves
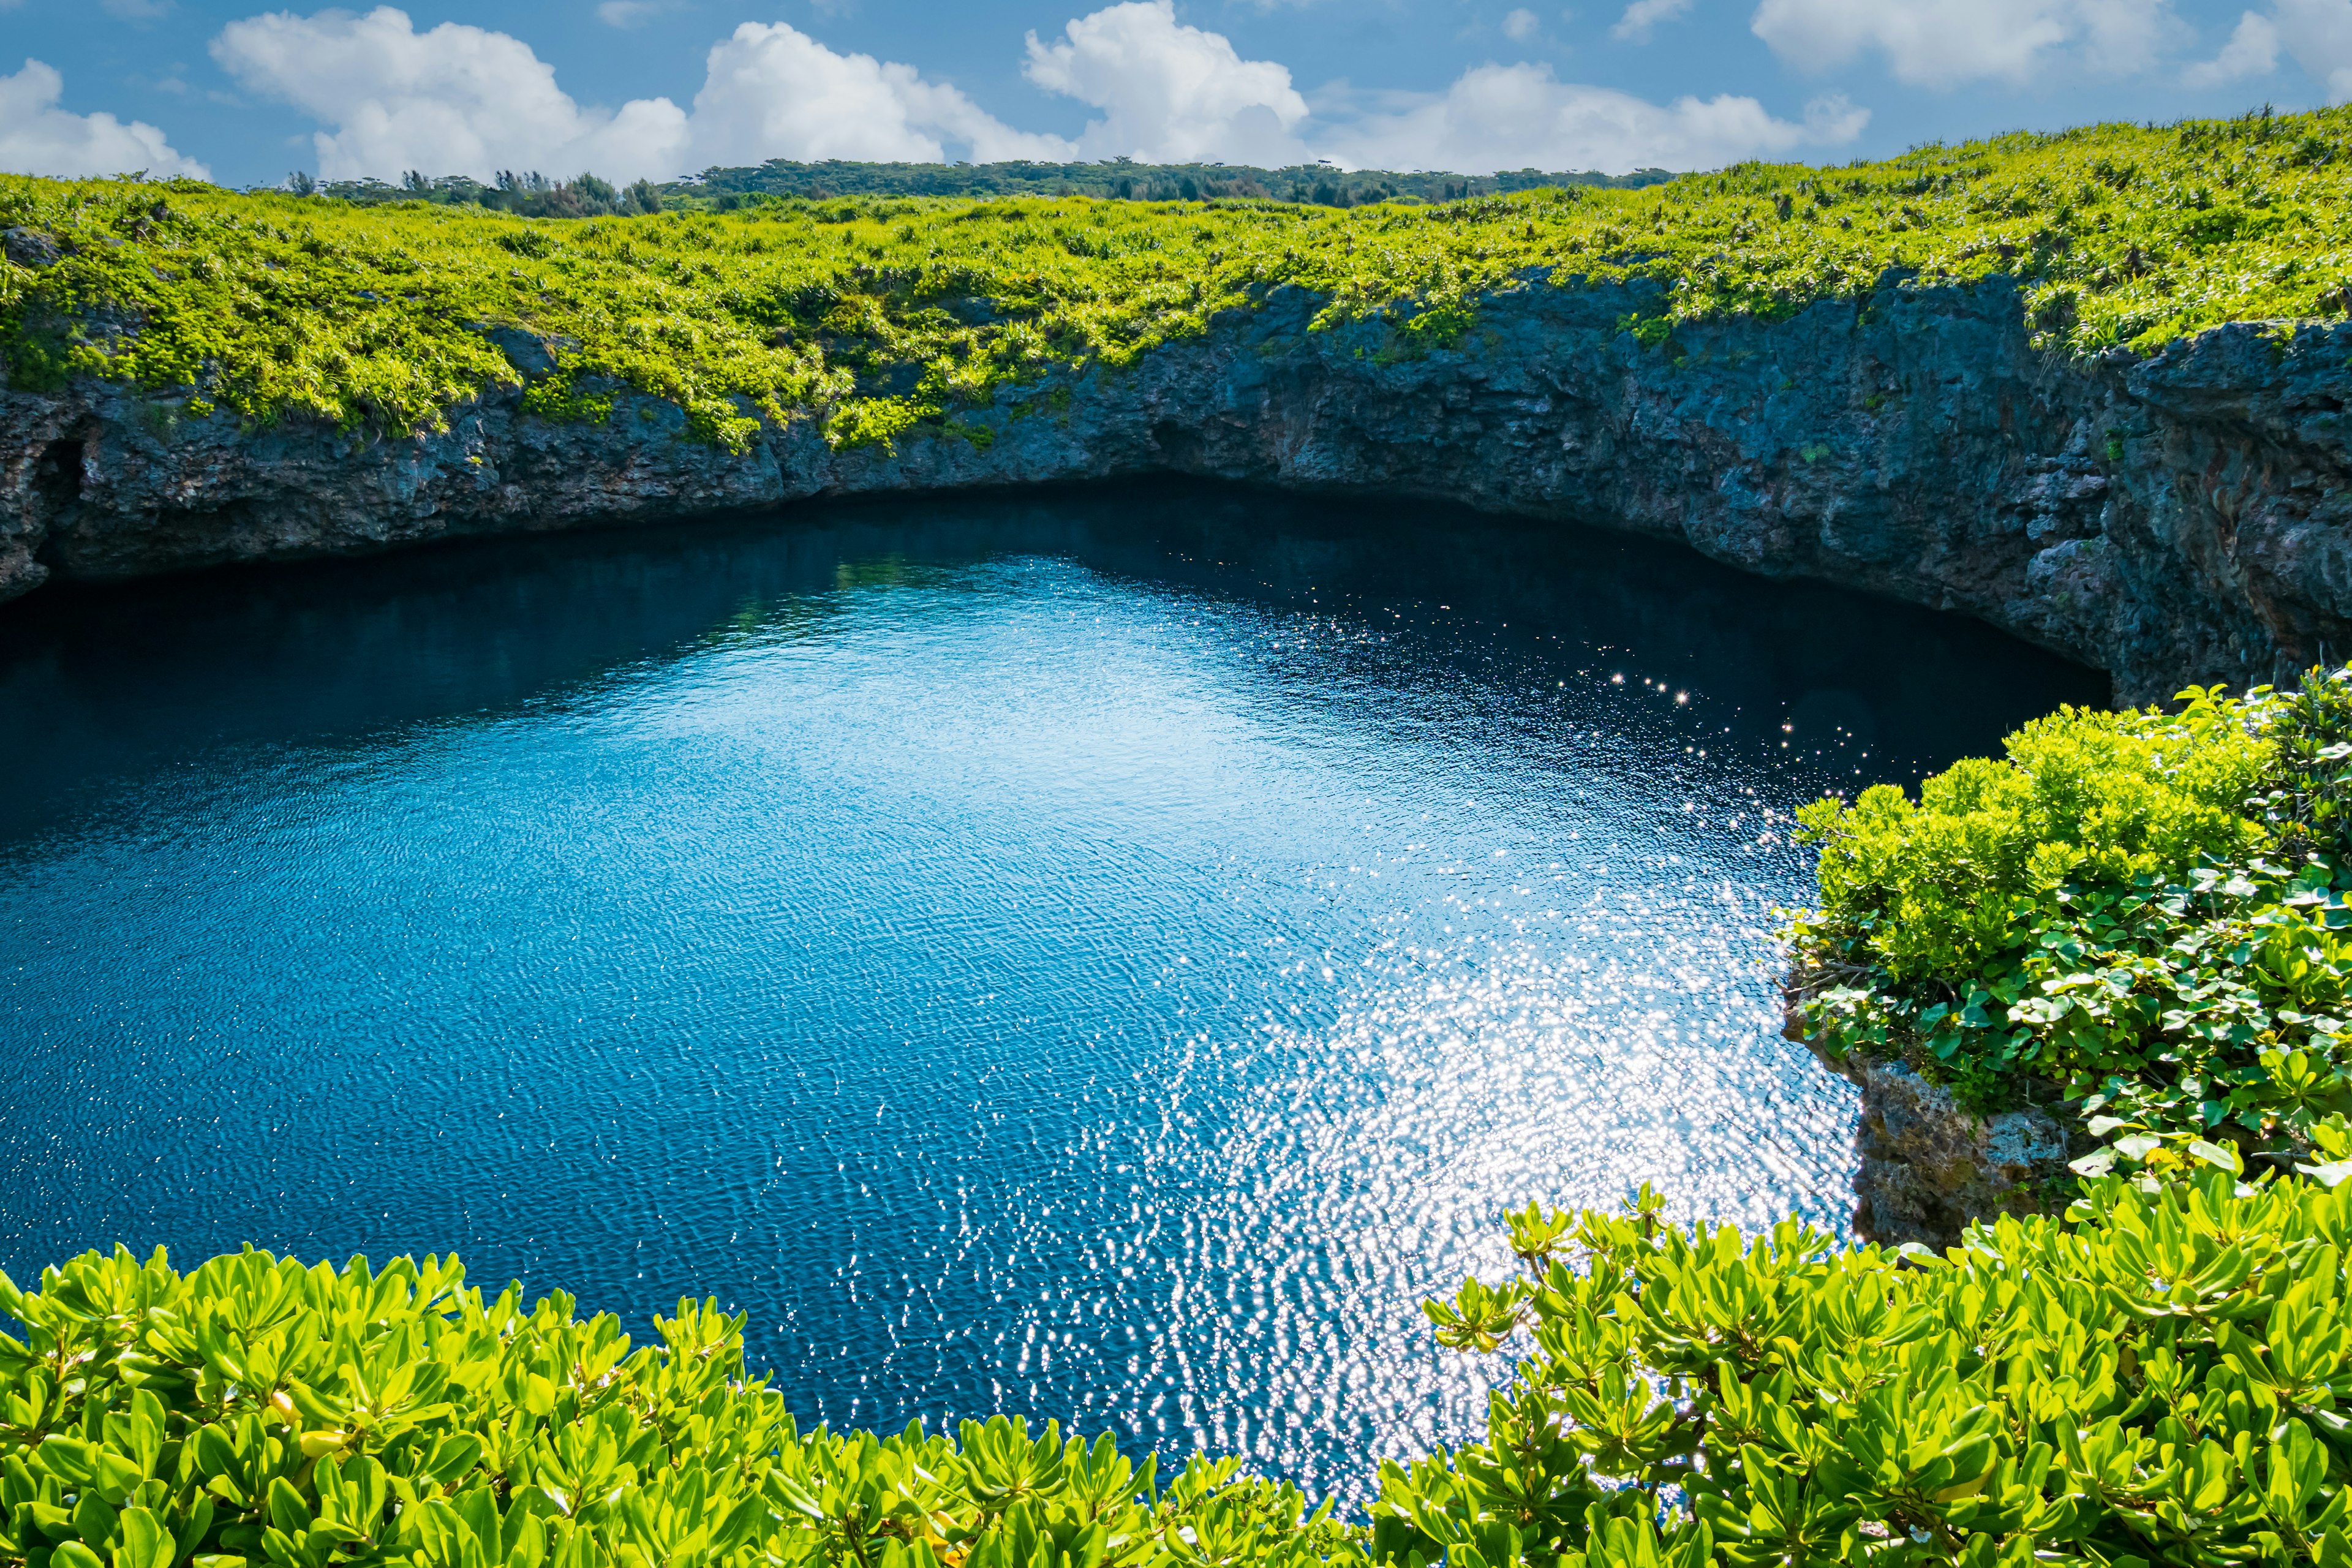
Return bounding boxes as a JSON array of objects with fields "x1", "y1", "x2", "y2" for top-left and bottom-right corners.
[
  {"x1": 0, "y1": 1249, "x2": 1357, "y2": 1568},
  {"x1": 1381, "y1": 1174, "x2": 2352, "y2": 1568},
  {"x1": 1789, "y1": 669, "x2": 2352, "y2": 1180}
]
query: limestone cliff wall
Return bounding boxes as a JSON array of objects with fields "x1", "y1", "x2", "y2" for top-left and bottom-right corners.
[{"x1": 6, "y1": 271, "x2": 2352, "y2": 701}]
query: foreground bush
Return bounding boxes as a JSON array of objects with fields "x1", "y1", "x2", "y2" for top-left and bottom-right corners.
[
  {"x1": 1386, "y1": 1174, "x2": 2352, "y2": 1568},
  {"x1": 1787, "y1": 671, "x2": 2352, "y2": 1182},
  {"x1": 12, "y1": 1174, "x2": 2352, "y2": 1568},
  {"x1": 0, "y1": 1251, "x2": 1355, "y2": 1568}
]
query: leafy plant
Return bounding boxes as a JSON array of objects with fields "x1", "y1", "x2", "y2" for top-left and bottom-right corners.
[
  {"x1": 1786, "y1": 670, "x2": 2352, "y2": 1182},
  {"x1": 0, "y1": 1248, "x2": 1357, "y2": 1568},
  {"x1": 1378, "y1": 1172, "x2": 2352, "y2": 1568},
  {"x1": 1795, "y1": 692, "x2": 2275, "y2": 982},
  {"x1": 22, "y1": 1170, "x2": 2352, "y2": 1568}
]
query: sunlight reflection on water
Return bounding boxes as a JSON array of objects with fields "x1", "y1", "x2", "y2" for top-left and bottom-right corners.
[{"x1": 0, "y1": 489, "x2": 2104, "y2": 1498}]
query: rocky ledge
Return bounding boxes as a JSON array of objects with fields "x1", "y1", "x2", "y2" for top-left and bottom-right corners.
[
  {"x1": 7, "y1": 269, "x2": 2352, "y2": 703},
  {"x1": 1812, "y1": 1053, "x2": 2076, "y2": 1248}
]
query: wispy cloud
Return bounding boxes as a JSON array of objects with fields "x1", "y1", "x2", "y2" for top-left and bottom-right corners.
[
  {"x1": 1321, "y1": 72, "x2": 1865, "y2": 173},
  {"x1": 2239, "y1": 0, "x2": 2352, "y2": 101},
  {"x1": 595, "y1": 0, "x2": 675, "y2": 29},
  {"x1": 1613, "y1": 0, "x2": 1692, "y2": 41},
  {"x1": 2184, "y1": 10, "x2": 2280, "y2": 84},
  {"x1": 1751, "y1": 0, "x2": 2183, "y2": 86}
]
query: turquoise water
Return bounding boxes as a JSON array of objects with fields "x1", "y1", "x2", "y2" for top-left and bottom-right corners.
[{"x1": 0, "y1": 486, "x2": 2103, "y2": 1496}]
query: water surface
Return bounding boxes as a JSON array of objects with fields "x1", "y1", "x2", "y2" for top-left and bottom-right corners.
[{"x1": 0, "y1": 486, "x2": 2104, "y2": 1496}]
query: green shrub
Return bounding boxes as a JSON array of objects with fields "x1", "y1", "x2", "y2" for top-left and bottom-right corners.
[
  {"x1": 1380, "y1": 1173, "x2": 2352, "y2": 1568},
  {"x1": 0, "y1": 1249, "x2": 1357, "y2": 1568},
  {"x1": 1787, "y1": 673, "x2": 2352, "y2": 1181},
  {"x1": 16, "y1": 1172, "x2": 2352, "y2": 1568},
  {"x1": 1796, "y1": 693, "x2": 2274, "y2": 981}
]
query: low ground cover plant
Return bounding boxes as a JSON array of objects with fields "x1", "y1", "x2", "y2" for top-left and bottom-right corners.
[
  {"x1": 1786, "y1": 669, "x2": 2352, "y2": 1184},
  {"x1": 7, "y1": 105, "x2": 2352, "y2": 451},
  {"x1": 12, "y1": 1172, "x2": 2352, "y2": 1568}
]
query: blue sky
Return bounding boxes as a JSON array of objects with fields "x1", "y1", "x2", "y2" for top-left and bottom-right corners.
[{"x1": 0, "y1": 0, "x2": 2339, "y2": 189}]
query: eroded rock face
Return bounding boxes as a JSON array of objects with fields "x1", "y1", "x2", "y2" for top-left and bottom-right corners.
[
  {"x1": 1, "y1": 228, "x2": 61, "y2": 270},
  {"x1": 6, "y1": 271, "x2": 2352, "y2": 699},
  {"x1": 1828, "y1": 1057, "x2": 2075, "y2": 1249}
]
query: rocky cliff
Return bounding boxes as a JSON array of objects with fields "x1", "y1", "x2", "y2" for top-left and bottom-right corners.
[
  {"x1": 7, "y1": 269, "x2": 2352, "y2": 702},
  {"x1": 1812, "y1": 1053, "x2": 2076, "y2": 1248}
]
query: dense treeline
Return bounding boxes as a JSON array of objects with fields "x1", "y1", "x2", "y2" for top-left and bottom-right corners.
[
  {"x1": 306, "y1": 161, "x2": 1672, "y2": 214},
  {"x1": 8, "y1": 106, "x2": 2352, "y2": 453},
  {"x1": 679, "y1": 160, "x2": 1673, "y2": 208},
  {"x1": 306, "y1": 173, "x2": 665, "y2": 219}
]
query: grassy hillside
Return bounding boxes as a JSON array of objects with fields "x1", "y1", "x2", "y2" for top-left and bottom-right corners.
[{"x1": 5, "y1": 105, "x2": 2351, "y2": 452}]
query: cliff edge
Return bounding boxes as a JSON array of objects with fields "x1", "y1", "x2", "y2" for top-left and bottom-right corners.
[{"x1": 7, "y1": 272, "x2": 2352, "y2": 703}]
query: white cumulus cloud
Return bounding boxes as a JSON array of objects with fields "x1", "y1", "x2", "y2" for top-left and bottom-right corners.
[
  {"x1": 1751, "y1": 0, "x2": 2179, "y2": 86},
  {"x1": 209, "y1": 6, "x2": 1069, "y2": 181},
  {"x1": 212, "y1": 7, "x2": 690, "y2": 180},
  {"x1": 1321, "y1": 69, "x2": 1866, "y2": 173},
  {"x1": 692, "y1": 21, "x2": 1072, "y2": 164},
  {"x1": 1024, "y1": 0, "x2": 1310, "y2": 163},
  {"x1": 2184, "y1": 10, "x2": 2280, "y2": 84},
  {"x1": 1503, "y1": 8, "x2": 1542, "y2": 41},
  {"x1": 1613, "y1": 0, "x2": 1693, "y2": 40},
  {"x1": 206, "y1": 0, "x2": 1884, "y2": 187},
  {"x1": 0, "y1": 58, "x2": 208, "y2": 179}
]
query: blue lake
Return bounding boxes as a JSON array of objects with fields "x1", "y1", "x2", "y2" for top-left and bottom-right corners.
[{"x1": 0, "y1": 485, "x2": 2103, "y2": 1498}]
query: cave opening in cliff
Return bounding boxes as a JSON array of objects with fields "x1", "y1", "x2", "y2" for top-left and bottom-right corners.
[{"x1": 33, "y1": 439, "x2": 83, "y2": 510}]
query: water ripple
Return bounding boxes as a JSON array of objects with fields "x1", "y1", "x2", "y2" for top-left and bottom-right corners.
[{"x1": 0, "y1": 488, "x2": 2104, "y2": 1499}]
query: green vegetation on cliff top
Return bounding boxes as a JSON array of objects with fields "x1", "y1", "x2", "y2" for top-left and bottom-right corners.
[{"x1": 6, "y1": 105, "x2": 2352, "y2": 451}]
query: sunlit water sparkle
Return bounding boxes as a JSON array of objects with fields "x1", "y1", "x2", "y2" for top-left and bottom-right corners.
[{"x1": 0, "y1": 486, "x2": 2104, "y2": 1499}]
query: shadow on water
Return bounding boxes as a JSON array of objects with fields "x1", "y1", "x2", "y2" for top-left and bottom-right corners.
[
  {"x1": 0, "y1": 480, "x2": 2104, "y2": 1499},
  {"x1": 0, "y1": 481, "x2": 2104, "y2": 840}
]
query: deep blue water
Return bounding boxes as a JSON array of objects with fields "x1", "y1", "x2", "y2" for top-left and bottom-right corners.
[{"x1": 0, "y1": 486, "x2": 2104, "y2": 1497}]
